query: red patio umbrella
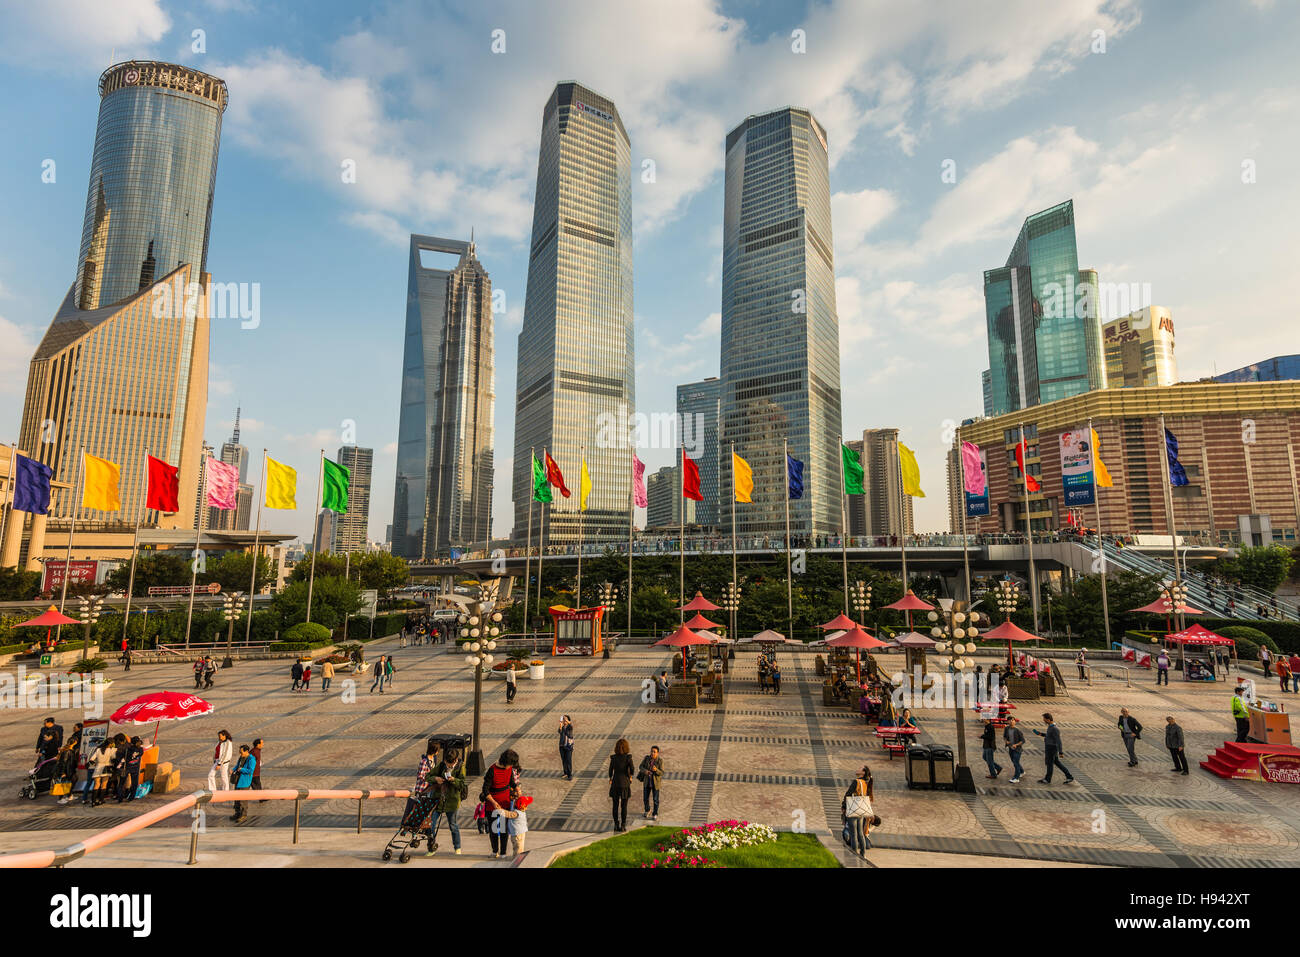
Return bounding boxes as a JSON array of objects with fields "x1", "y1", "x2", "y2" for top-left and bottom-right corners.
[
  {"x1": 826, "y1": 626, "x2": 889, "y2": 682},
  {"x1": 653, "y1": 625, "x2": 714, "y2": 678},
  {"x1": 684, "y1": 612, "x2": 722, "y2": 630},
  {"x1": 680, "y1": 591, "x2": 721, "y2": 612},
  {"x1": 1130, "y1": 598, "x2": 1208, "y2": 615},
  {"x1": 982, "y1": 619, "x2": 1040, "y2": 669},
  {"x1": 884, "y1": 590, "x2": 935, "y2": 631},
  {"x1": 15, "y1": 605, "x2": 82, "y2": 652},
  {"x1": 819, "y1": 613, "x2": 859, "y2": 631},
  {"x1": 110, "y1": 691, "x2": 215, "y2": 744}
]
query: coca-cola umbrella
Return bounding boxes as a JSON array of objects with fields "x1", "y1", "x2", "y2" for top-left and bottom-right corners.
[
  {"x1": 982, "y1": 619, "x2": 1040, "y2": 669},
  {"x1": 826, "y1": 626, "x2": 890, "y2": 683},
  {"x1": 109, "y1": 691, "x2": 215, "y2": 744},
  {"x1": 653, "y1": 625, "x2": 714, "y2": 678}
]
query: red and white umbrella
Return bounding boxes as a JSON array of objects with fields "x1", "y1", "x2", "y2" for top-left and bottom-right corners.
[{"x1": 110, "y1": 691, "x2": 214, "y2": 744}]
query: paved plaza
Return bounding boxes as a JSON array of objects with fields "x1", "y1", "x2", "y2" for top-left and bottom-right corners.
[{"x1": 2, "y1": 636, "x2": 1299, "y2": 868}]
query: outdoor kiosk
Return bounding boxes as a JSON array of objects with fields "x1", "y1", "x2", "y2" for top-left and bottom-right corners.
[{"x1": 548, "y1": 605, "x2": 605, "y2": 656}]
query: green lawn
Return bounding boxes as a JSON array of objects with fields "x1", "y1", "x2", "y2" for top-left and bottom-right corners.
[{"x1": 550, "y1": 826, "x2": 840, "y2": 868}]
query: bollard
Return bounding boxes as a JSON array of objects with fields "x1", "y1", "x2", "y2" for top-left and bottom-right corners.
[
  {"x1": 188, "y1": 828, "x2": 198, "y2": 865},
  {"x1": 293, "y1": 798, "x2": 301, "y2": 844},
  {"x1": 357, "y1": 797, "x2": 364, "y2": 834}
]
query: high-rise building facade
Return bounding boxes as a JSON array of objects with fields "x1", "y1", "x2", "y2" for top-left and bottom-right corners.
[
  {"x1": 335, "y1": 445, "x2": 373, "y2": 554},
  {"x1": 17, "y1": 61, "x2": 225, "y2": 532},
  {"x1": 645, "y1": 464, "x2": 694, "y2": 529},
  {"x1": 720, "y1": 107, "x2": 841, "y2": 538},
  {"x1": 392, "y1": 236, "x2": 494, "y2": 560},
  {"x1": 511, "y1": 82, "x2": 634, "y2": 544},
  {"x1": 675, "y1": 377, "x2": 721, "y2": 528},
  {"x1": 981, "y1": 369, "x2": 993, "y2": 418},
  {"x1": 858, "y1": 429, "x2": 913, "y2": 537},
  {"x1": 844, "y1": 439, "x2": 866, "y2": 536},
  {"x1": 210, "y1": 408, "x2": 251, "y2": 531},
  {"x1": 1214, "y1": 355, "x2": 1300, "y2": 384},
  {"x1": 983, "y1": 200, "x2": 1104, "y2": 417},
  {"x1": 1103, "y1": 306, "x2": 1178, "y2": 388}
]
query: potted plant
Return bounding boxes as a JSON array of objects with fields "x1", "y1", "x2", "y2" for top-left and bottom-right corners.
[{"x1": 528, "y1": 657, "x2": 545, "y2": 680}]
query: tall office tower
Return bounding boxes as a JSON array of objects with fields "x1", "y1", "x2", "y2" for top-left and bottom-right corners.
[
  {"x1": 983, "y1": 200, "x2": 1104, "y2": 417},
  {"x1": 675, "y1": 377, "x2": 721, "y2": 527},
  {"x1": 859, "y1": 429, "x2": 913, "y2": 537},
  {"x1": 335, "y1": 445, "x2": 373, "y2": 553},
  {"x1": 194, "y1": 441, "x2": 216, "y2": 531},
  {"x1": 1103, "y1": 307, "x2": 1178, "y2": 388},
  {"x1": 220, "y1": 407, "x2": 249, "y2": 483},
  {"x1": 17, "y1": 61, "x2": 225, "y2": 529},
  {"x1": 392, "y1": 236, "x2": 495, "y2": 560},
  {"x1": 844, "y1": 439, "x2": 866, "y2": 536},
  {"x1": 719, "y1": 107, "x2": 841, "y2": 538},
  {"x1": 645, "y1": 464, "x2": 694, "y2": 529},
  {"x1": 945, "y1": 444, "x2": 962, "y2": 534},
  {"x1": 981, "y1": 369, "x2": 993, "y2": 418},
  {"x1": 210, "y1": 408, "x2": 251, "y2": 531},
  {"x1": 314, "y1": 510, "x2": 336, "y2": 554}
]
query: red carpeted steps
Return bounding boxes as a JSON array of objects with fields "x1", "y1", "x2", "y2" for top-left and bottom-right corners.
[{"x1": 1200, "y1": 741, "x2": 1300, "y2": 782}]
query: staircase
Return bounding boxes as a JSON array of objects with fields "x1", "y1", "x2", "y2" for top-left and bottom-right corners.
[{"x1": 1201, "y1": 740, "x2": 1300, "y2": 781}]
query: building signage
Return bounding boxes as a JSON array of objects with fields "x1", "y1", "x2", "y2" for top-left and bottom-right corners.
[
  {"x1": 964, "y1": 447, "x2": 990, "y2": 517},
  {"x1": 1060, "y1": 428, "x2": 1096, "y2": 507},
  {"x1": 41, "y1": 560, "x2": 104, "y2": 594},
  {"x1": 574, "y1": 100, "x2": 613, "y2": 123}
]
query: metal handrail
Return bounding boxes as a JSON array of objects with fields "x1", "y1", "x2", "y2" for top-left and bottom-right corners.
[{"x1": 0, "y1": 787, "x2": 410, "y2": 868}]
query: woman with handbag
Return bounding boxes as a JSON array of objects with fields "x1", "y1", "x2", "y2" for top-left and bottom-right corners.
[
  {"x1": 608, "y1": 738, "x2": 635, "y2": 831},
  {"x1": 482, "y1": 749, "x2": 521, "y2": 859},
  {"x1": 841, "y1": 766, "x2": 876, "y2": 858}
]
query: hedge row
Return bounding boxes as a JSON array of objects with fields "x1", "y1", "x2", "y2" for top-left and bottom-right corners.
[{"x1": 269, "y1": 640, "x2": 334, "y2": 653}]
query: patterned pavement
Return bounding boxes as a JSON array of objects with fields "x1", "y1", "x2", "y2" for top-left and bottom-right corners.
[{"x1": 2, "y1": 636, "x2": 1298, "y2": 867}]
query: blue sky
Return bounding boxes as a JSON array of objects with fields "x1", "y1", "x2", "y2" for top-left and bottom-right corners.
[{"x1": 1, "y1": 0, "x2": 1297, "y2": 543}]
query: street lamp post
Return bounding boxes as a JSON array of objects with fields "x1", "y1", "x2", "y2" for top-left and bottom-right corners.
[
  {"x1": 995, "y1": 579, "x2": 1021, "y2": 668},
  {"x1": 222, "y1": 592, "x2": 245, "y2": 669},
  {"x1": 850, "y1": 580, "x2": 872, "y2": 625},
  {"x1": 720, "y1": 581, "x2": 741, "y2": 658},
  {"x1": 1161, "y1": 580, "x2": 1189, "y2": 672},
  {"x1": 77, "y1": 596, "x2": 103, "y2": 662},
  {"x1": 598, "y1": 582, "x2": 617, "y2": 658},
  {"x1": 461, "y1": 592, "x2": 502, "y2": 776},
  {"x1": 929, "y1": 602, "x2": 978, "y2": 794}
]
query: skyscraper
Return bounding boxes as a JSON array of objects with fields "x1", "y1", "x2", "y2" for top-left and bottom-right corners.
[
  {"x1": 858, "y1": 429, "x2": 912, "y2": 537},
  {"x1": 392, "y1": 236, "x2": 494, "y2": 560},
  {"x1": 1103, "y1": 307, "x2": 1178, "y2": 388},
  {"x1": 983, "y1": 200, "x2": 1104, "y2": 417},
  {"x1": 335, "y1": 445, "x2": 373, "y2": 554},
  {"x1": 675, "y1": 377, "x2": 721, "y2": 528},
  {"x1": 511, "y1": 82, "x2": 634, "y2": 544},
  {"x1": 18, "y1": 61, "x2": 225, "y2": 530},
  {"x1": 645, "y1": 464, "x2": 693, "y2": 530},
  {"x1": 720, "y1": 107, "x2": 841, "y2": 537},
  {"x1": 210, "y1": 408, "x2": 252, "y2": 531}
]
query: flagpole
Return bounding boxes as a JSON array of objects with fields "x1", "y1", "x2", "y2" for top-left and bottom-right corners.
[
  {"x1": 60, "y1": 447, "x2": 85, "y2": 648},
  {"x1": 244, "y1": 450, "x2": 266, "y2": 646},
  {"x1": 0, "y1": 443, "x2": 15, "y2": 565},
  {"x1": 784, "y1": 438, "x2": 793, "y2": 640},
  {"x1": 306, "y1": 449, "x2": 323, "y2": 624},
  {"x1": 576, "y1": 444, "x2": 584, "y2": 608},
  {"x1": 678, "y1": 446, "x2": 685, "y2": 623},
  {"x1": 956, "y1": 428, "x2": 972, "y2": 604},
  {"x1": 523, "y1": 446, "x2": 534, "y2": 640},
  {"x1": 1158, "y1": 412, "x2": 1185, "y2": 631},
  {"x1": 536, "y1": 447, "x2": 547, "y2": 620},
  {"x1": 184, "y1": 456, "x2": 204, "y2": 650},
  {"x1": 1090, "y1": 418, "x2": 1111, "y2": 649},
  {"x1": 1019, "y1": 422, "x2": 1041, "y2": 633},
  {"x1": 837, "y1": 439, "x2": 850, "y2": 615},
  {"x1": 896, "y1": 439, "x2": 909, "y2": 626},
  {"x1": 121, "y1": 446, "x2": 149, "y2": 646},
  {"x1": 730, "y1": 443, "x2": 738, "y2": 602},
  {"x1": 627, "y1": 448, "x2": 634, "y2": 642}
]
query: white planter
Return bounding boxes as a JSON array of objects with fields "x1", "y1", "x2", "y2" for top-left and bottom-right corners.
[{"x1": 528, "y1": 663, "x2": 545, "y2": 680}]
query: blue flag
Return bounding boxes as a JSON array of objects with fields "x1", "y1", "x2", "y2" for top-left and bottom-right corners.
[
  {"x1": 1165, "y1": 428, "x2": 1189, "y2": 487},
  {"x1": 13, "y1": 454, "x2": 52, "y2": 514},
  {"x1": 787, "y1": 454, "x2": 804, "y2": 500}
]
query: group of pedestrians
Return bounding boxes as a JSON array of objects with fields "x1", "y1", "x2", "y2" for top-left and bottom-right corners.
[
  {"x1": 606, "y1": 738, "x2": 664, "y2": 830},
  {"x1": 192, "y1": 656, "x2": 217, "y2": 689},
  {"x1": 370, "y1": 655, "x2": 395, "y2": 693},
  {"x1": 206, "y1": 730, "x2": 264, "y2": 822}
]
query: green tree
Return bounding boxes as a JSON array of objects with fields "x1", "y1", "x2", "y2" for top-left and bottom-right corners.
[
  {"x1": 271, "y1": 575, "x2": 361, "y2": 632},
  {"x1": 353, "y1": 551, "x2": 409, "y2": 595},
  {"x1": 1054, "y1": 569, "x2": 1164, "y2": 644},
  {"x1": 104, "y1": 553, "x2": 191, "y2": 596},
  {"x1": 203, "y1": 551, "x2": 277, "y2": 594},
  {"x1": 0, "y1": 567, "x2": 40, "y2": 601},
  {"x1": 1228, "y1": 545, "x2": 1295, "y2": 593},
  {"x1": 288, "y1": 551, "x2": 349, "y2": 583},
  {"x1": 631, "y1": 586, "x2": 677, "y2": 637}
]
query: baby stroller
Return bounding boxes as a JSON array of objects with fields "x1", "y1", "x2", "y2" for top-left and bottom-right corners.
[
  {"x1": 382, "y1": 788, "x2": 441, "y2": 863},
  {"x1": 20, "y1": 756, "x2": 59, "y2": 800}
]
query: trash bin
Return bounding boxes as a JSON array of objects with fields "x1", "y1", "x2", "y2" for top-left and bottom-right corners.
[
  {"x1": 929, "y1": 744, "x2": 955, "y2": 790},
  {"x1": 433, "y1": 732, "x2": 473, "y2": 754},
  {"x1": 906, "y1": 745, "x2": 932, "y2": 790}
]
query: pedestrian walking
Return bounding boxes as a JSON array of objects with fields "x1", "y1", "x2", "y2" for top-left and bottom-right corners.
[
  {"x1": 403, "y1": 737, "x2": 441, "y2": 827},
  {"x1": 608, "y1": 738, "x2": 635, "y2": 832},
  {"x1": 301, "y1": 662, "x2": 312, "y2": 691},
  {"x1": 1004, "y1": 716, "x2": 1026, "y2": 783},
  {"x1": 1260, "y1": 646, "x2": 1272, "y2": 677},
  {"x1": 1156, "y1": 650, "x2": 1170, "y2": 686},
  {"x1": 203, "y1": 656, "x2": 216, "y2": 689},
  {"x1": 638, "y1": 745, "x2": 663, "y2": 820},
  {"x1": 121, "y1": 646, "x2": 132, "y2": 672},
  {"x1": 473, "y1": 800, "x2": 488, "y2": 834},
  {"x1": 980, "y1": 719, "x2": 1004, "y2": 779},
  {"x1": 321, "y1": 659, "x2": 334, "y2": 693},
  {"x1": 1165, "y1": 716, "x2": 1189, "y2": 774},
  {"x1": 1278, "y1": 655, "x2": 1292, "y2": 694},
  {"x1": 230, "y1": 745, "x2": 256, "y2": 823},
  {"x1": 117, "y1": 736, "x2": 143, "y2": 801},
  {"x1": 208, "y1": 729, "x2": 233, "y2": 791},
  {"x1": 1076, "y1": 648, "x2": 1088, "y2": 680},
  {"x1": 1289, "y1": 653, "x2": 1300, "y2": 692},
  {"x1": 291, "y1": 660, "x2": 303, "y2": 691},
  {"x1": 1031, "y1": 713, "x2": 1075, "y2": 784},
  {"x1": 427, "y1": 746, "x2": 468, "y2": 857},
  {"x1": 1117, "y1": 708, "x2": 1143, "y2": 767},
  {"x1": 770, "y1": 662, "x2": 782, "y2": 695},
  {"x1": 840, "y1": 766, "x2": 875, "y2": 857},
  {"x1": 385, "y1": 655, "x2": 396, "y2": 690},
  {"x1": 1232, "y1": 685, "x2": 1250, "y2": 743},
  {"x1": 506, "y1": 790, "x2": 528, "y2": 856},
  {"x1": 505, "y1": 663, "x2": 517, "y2": 703},
  {"x1": 481, "y1": 749, "x2": 521, "y2": 859},
  {"x1": 250, "y1": 738, "x2": 264, "y2": 799},
  {"x1": 558, "y1": 715, "x2": 575, "y2": 780},
  {"x1": 370, "y1": 655, "x2": 387, "y2": 694},
  {"x1": 194, "y1": 657, "x2": 204, "y2": 688}
]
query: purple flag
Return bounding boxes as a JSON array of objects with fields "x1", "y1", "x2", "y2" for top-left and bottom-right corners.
[
  {"x1": 632, "y1": 453, "x2": 647, "y2": 508},
  {"x1": 205, "y1": 457, "x2": 239, "y2": 509},
  {"x1": 12, "y1": 454, "x2": 52, "y2": 514},
  {"x1": 961, "y1": 441, "x2": 986, "y2": 495}
]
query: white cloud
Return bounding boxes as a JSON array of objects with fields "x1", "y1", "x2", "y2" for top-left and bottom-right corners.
[
  {"x1": 0, "y1": 0, "x2": 170, "y2": 67},
  {"x1": 0, "y1": 314, "x2": 37, "y2": 397}
]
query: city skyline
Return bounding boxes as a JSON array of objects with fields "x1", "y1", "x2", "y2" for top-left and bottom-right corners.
[{"x1": 2, "y1": 1, "x2": 1298, "y2": 542}]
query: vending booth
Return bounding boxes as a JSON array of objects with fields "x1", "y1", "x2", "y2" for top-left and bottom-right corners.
[{"x1": 548, "y1": 605, "x2": 605, "y2": 656}]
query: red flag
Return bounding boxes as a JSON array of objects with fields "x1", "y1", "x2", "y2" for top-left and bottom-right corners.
[
  {"x1": 146, "y1": 455, "x2": 180, "y2": 513},
  {"x1": 1014, "y1": 440, "x2": 1041, "y2": 492},
  {"x1": 544, "y1": 452, "x2": 570, "y2": 498},
  {"x1": 682, "y1": 455, "x2": 703, "y2": 501}
]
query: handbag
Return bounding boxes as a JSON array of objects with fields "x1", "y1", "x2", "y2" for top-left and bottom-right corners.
[{"x1": 845, "y1": 794, "x2": 872, "y2": 818}]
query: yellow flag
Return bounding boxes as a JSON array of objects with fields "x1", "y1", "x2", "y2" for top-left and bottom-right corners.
[
  {"x1": 732, "y1": 452, "x2": 753, "y2": 503},
  {"x1": 580, "y1": 456, "x2": 592, "y2": 511},
  {"x1": 264, "y1": 455, "x2": 297, "y2": 509},
  {"x1": 1091, "y1": 428, "x2": 1113, "y2": 488},
  {"x1": 82, "y1": 453, "x2": 121, "y2": 511},
  {"x1": 898, "y1": 442, "x2": 925, "y2": 498}
]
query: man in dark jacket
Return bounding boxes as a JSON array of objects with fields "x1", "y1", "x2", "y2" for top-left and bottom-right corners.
[
  {"x1": 34, "y1": 718, "x2": 63, "y2": 793},
  {"x1": 1032, "y1": 713, "x2": 1075, "y2": 785},
  {"x1": 1003, "y1": 717, "x2": 1026, "y2": 783},
  {"x1": 1165, "y1": 716, "x2": 1189, "y2": 774},
  {"x1": 558, "y1": 716, "x2": 575, "y2": 780},
  {"x1": 1117, "y1": 708, "x2": 1143, "y2": 767},
  {"x1": 980, "y1": 719, "x2": 1003, "y2": 779},
  {"x1": 638, "y1": 746, "x2": 664, "y2": 820},
  {"x1": 290, "y1": 660, "x2": 303, "y2": 691}
]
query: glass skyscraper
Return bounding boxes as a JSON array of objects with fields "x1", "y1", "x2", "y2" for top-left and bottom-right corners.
[
  {"x1": 720, "y1": 107, "x2": 842, "y2": 536},
  {"x1": 392, "y1": 236, "x2": 494, "y2": 560},
  {"x1": 983, "y1": 200, "x2": 1104, "y2": 416},
  {"x1": 511, "y1": 82, "x2": 634, "y2": 544},
  {"x1": 675, "y1": 377, "x2": 721, "y2": 527}
]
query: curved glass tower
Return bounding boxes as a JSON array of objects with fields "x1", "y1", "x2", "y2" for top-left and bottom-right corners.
[{"x1": 75, "y1": 61, "x2": 226, "y2": 311}]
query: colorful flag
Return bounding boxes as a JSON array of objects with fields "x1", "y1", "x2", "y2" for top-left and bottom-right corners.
[
  {"x1": 206, "y1": 457, "x2": 239, "y2": 509},
  {"x1": 682, "y1": 455, "x2": 703, "y2": 501},
  {"x1": 1091, "y1": 428, "x2": 1113, "y2": 488},
  {"x1": 145, "y1": 455, "x2": 179, "y2": 513},
  {"x1": 732, "y1": 452, "x2": 753, "y2": 503},
  {"x1": 532, "y1": 455, "x2": 552, "y2": 503},
  {"x1": 579, "y1": 456, "x2": 591, "y2": 511},
  {"x1": 898, "y1": 442, "x2": 925, "y2": 498},
  {"x1": 545, "y1": 452, "x2": 571, "y2": 498},
  {"x1": 632, "y1": 453, "x2": 647, "y2": 508},
  {"x1": 264, "y1": 455, "x2": 297, "y2": 509},
  {"x1": 1164, "y1": 428, "x2": 1188, "y2": 487},
  {"x1": 961, "y1": 441, "x2": 985, "y2": 495},
  {"x1": 1014, "y1": 439, "x2": 1041, "y2": 492},
  {"x1": 787, "y1": 454, "x2": 804, "y2": 500},
  {"x1": 12, "y1": 454, "x2": 52, "y2": 514},
  {"x1": 841, "y1": 443, "x2": 864, "y2": 494},
  {"x1": 322, "y1": 457, "x2": 350, "y2": 513},
  {"x1": 82, "y1": 453, "x2": 121, "y2": 511},
  {"x1": 964, "y1": 445, "x2": 990, "y2": 518}
]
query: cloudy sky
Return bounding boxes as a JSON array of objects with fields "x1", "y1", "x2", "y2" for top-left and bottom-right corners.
[{"x1": 0, "y1": 0, "x2": 1296, "y2": 543}]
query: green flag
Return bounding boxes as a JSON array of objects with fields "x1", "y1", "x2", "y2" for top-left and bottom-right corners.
[
  {"x1": 532, "y1": 455, "x2": 552, "y2": 503},
  {"x1": 841, "y1": 443, "x2": 865, "y2": 494},
  {"x1": 322, "y1": 457, "x2": 350, "y2": 513}
]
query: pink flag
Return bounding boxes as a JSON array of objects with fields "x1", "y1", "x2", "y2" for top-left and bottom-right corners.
[
  {"x1": 632, "y1": 453, "x2": 647, "y2": 508},
  {"x1": 961, "y1": 441, "x2": 985, "y2": 495},
  {"x1": 205, "y1": 456, "x2": 239, "y2": 510}
]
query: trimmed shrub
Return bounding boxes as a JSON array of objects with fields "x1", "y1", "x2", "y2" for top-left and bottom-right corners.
[
  {"x1": 282, "y1": 622, "x2": 331, "y2": 645},
  {"x1": 1216, "y1": 625, "x2": 1279, "y2": 662}
]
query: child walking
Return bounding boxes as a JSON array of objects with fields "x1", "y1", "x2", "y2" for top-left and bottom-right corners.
[{"x1": 473, "y1": 800, "x2": 488, "y2": 834}]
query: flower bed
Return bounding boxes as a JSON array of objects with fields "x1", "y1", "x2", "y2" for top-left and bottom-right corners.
[
  {"x1": 641, "y1": 852, "x2": 721, "y2": 869},
  {"x1": 656, "y1": 820, "x2": 777, "y2": 854}
]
